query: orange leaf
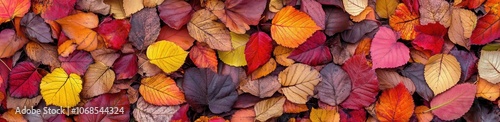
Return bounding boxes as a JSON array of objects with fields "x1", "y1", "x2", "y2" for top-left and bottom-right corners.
[
  {"x1": 0, "y1": 29, "x2": 28, "y2": 58},
  {"x1": 139, "y1": 73, "x2": 186, "y2": 105},
  {"x1": 58, "y1": 40, "x2": 77, "y2": 57},
  {"x1": 415, "y1": 106, "x2": 433, "y2": 122},
  {"x1": 157, "y1": 26, "x2": 195, "y2": 50},
  {"x1": 309, "y1": 108, "x2": 340, "y2": 122},
  {"x1": 354, "y1": 37, "x2": 371, "y2": 56},
  {"x1": 350, "y1": 7, "x2": 374, "y2": 22},
  {"x1": 476, "y1": 78, "x2": 500, "y2": 101},
  {"x1": 1, "y1": 109, "x2": 26, "y2": 122},
  {"x1": 271, "y1": 6, "x2": 321, "y2": 48},
  {"x1": 231, "y1": 108, "x2": 256, "y2": 122},
  {"x1": 189, "y1": 42, "x2": 218, "y2": 72},
  {"x1": 389, "y1": 3, "x2": 420, "y2": 40},
  {"x1": 0, "y1": 0, "x2": 30, "y2": 23},
  {"x1": 56, "y1": 12, "x2": 102, "y2": 51},
  {"x1": 283, "y1": 100, "x2": 309, "y2": 113},
  {"x1": 375, "y1": 83, "x2": 414, "y2": 121}
]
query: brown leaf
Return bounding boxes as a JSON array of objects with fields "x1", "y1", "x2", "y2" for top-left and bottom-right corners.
[
  {"x1": 254, "y1": 96, "x2": 286, "y2": 121},
  {"x1": 0, "y1": 29, "x2": 28, "y2": 58},
  {"x1": 283, "y1": 100, "x2": 309, "y2": 113},
  {"x1": 241, "y1": 76, "x2": 280, "y2": 98},
  {"x1": 207, "y1": 0, "x2": 267, "y2": 34},
  {"x1": 448, "y1": 8, "x2": 477, "y2": 50},
  {"x1": 138, "y1": 54, "x2": 162, "y2": 77},
  {"x1": 82, "y1": 62, "x2": 115, "y2": 98},
  {"x1": 188, "y1": 9, "x2": 232, "y2": 51},
  {"x1": 90, "y1": 48, "x2": 120, "y2": 67},
  {"x1": 25, "y1": 41, "x2": 61, "y2": 67},
  {"x1": 129, "y1": 8, "x2": 161, "y2": 50},
  {"x1": 133, "y1": 97, "x2": 180, "y2": 122},
  {"x1": 6, "y1": 95, "x2": 42, "y2": 109},
  {"x1": 419, "y1": 0, "x2": 451, "y2": 27},
  {"x1": 376, "y1": 69, "x2": 412, "y2": 90},
  {"x1": 76, "y1": 0, "x2": 111, "y2": 15}
]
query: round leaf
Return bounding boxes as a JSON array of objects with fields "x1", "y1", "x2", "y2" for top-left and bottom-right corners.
[
  {"x1": 40, "y1": 68, "x2": 82, "y2": 108},
  {"x1": 146, "y1": 41, "x2": 188, "y2": 73},
  {"x1": 424, "y1": 54, "x2": 461, "y2": 95}
]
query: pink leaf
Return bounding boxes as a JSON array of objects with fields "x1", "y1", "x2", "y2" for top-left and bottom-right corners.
[
  {"x1": 370, "y1": 27, "x2": 410, "y2": 69},
  {"x1": 430, "y1": 83, "x2": 476, "y2": 120}
]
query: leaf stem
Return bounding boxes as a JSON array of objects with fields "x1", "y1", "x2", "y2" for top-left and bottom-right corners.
[{"x1": 0, "y1": 59, "x2": 11, "y2": 71}]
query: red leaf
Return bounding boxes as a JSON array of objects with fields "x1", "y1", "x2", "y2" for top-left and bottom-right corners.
[
  {"x1": 113, "y1": 54, "x2": 138, "y2": 80},
  {"x1": 430, "y1": 83, "x2": 476, "y2": 120},
  {"x1": 301, "y1": 0, "x2": 326, "y2": 29},
  {"x1": 370, "y1": 27, "x2": 410, "y2": 69},
  {"x1": 471, "y1": 12, "x2": 500, "y2": 45},
  {"x1": 58, "y1": 50, "x2": 93, "y2": 76},
  {"x1": 340, "y1": 55, "x2": 379, "y2": 109},
  {"x1": 8, "y1": 61, "x2": 42, "y2": 98},
  {"x1": 39, "y1": 0, "x2": 77, "y2": 20},
  {"x1": 340, "y1": 108, "x2": 366, "y2": 122},
  {"x1": 190, "y1": 42, "x2": 218, "y2": 72},
  {"x1": 96, "y1": 17, "x2": 131, "y2": 50},
  {"x1": 467, "y1": 0, "x2": 486, "y2": 9},
  {"x1": 245, "y1": 32, "x2": 273, "y2": 74},
  {"x1": 158, "y1": 0, "x2": 193, "y2": 30},
  {"x1": 78, "y1": 91, "x2": 130, "y2": 121},
  {"x1": 402, "y1": 0, "x2": 419, "y2": 14},
  {"x1": 412, "y1": 23, "x2": 446, "y2": 55},
  {"x1": 288, "y1": 31, "x2": 332, "y2": 66},
  {"x1": 171, "y1": 104, "x2": 190, "y2": 122}
]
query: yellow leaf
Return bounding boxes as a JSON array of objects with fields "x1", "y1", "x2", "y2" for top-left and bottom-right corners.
[
  {"x1": 140, "y1": 73, "x2": 186, "y2": 105},
  {"x1": 104, "y1": 0, "x2": 126, "y2": 19},
  {"x1": 271, "y1": 6, "x2": 321, "y2": 48},
  {"x1": 309, "y1": 108, "x2": 340, "y2": 122},
  {"x1": 279, "y1": 63, "x2": 321, "y2": 104},
  {"x1": 254, "y1": 96, "x2": 286, "y2": 121},
  {"x1": 476, "y1": 78, "x2": 500, "y2": 101},
  {"x1": 251, "y1": 58, "x2": 277, "y2": 80},
  {"x1": 188, "y1": 9, "x2": 232, "y2": 51},
  {"x1": 143, "y1": 0, "x2": 164, "y2": 7},
  {"x1": 40, "y1": 68, "x2": 82, "y2": 108},
  {"x1": 424, "y1": 54, "x2": 461, "y2": 95},
  {"x1": 375, "y1": 0, "x2": 398, "y2": 18},
  {"x1": 343, "y1": 0, "x2": 368, "y2": 16},
  {"x1": 478, "y1": 51, "x2": 500, "y2": 84},
  {"x1": 82, "y1": 62, "x2": 115, "y2": 98},
  {"x1": 274, "y1": 46, "x2": 295, "y2": 66},
  {"x1": 147, "y1": 41, "x2": 188, "y2": 73},
  {"x1": 218, "y1": 32, "x2": 249, "y2": 67}
]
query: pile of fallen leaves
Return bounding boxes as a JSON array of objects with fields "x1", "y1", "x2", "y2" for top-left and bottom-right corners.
[{"x1": 1, "y1": 0, "x2": 500, "y2": 121}]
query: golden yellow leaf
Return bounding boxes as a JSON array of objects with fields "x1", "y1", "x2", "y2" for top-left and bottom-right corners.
[
  {"x1": 343, "y1": 0, "x2": 368, "y2": 16},
  {"x1": 124, "y1": 0, "x2": 144, "y2": 16},
  {"x1": 188, "y1": 9, "x2": 232, "y2": 51},
  {"x1": 218, "y1": 32, "x2": 249, "y2": 67},
  {"x1": 82, "y1": 62, "x2": 115, "y2": 98},
  {"x1": 389, "y1": 3, "x2": 420, "y2": 40},
  {"x1": 376, "y1": 0, "x2": 398, "y2": 18},
  {"x1": 147, "y1": 41, "x2": 188, "y2": 73},
  {"x1": 143, "y1": 0, "x2": 164, "y2": 7},
  {"x1": 271, "y1": 6, "x2": 321, "y2": 48},
  {"x1": 424, "y1": 54, "x2": 461, "y2": 95},
  {"x1": 274, "y1": 46, "x2": 295, "y2": 66},
  {"x1": 476, "y1": 78, "x2": 500, "y2": 101},
  {"x1": 279, "y1": 63, "x2": 321, "y2": 104},
  {"x1": 478, "y1": 51, "x2": 500, "y2": 84},
  {"x1": 251, "y1": 58, "x2": 277, "y2": 80},
  {"x1": 25, "y1": 41, "x2": 61, "y2": 67},
  {"x1": 40, "y1": 68, "x2": 82, "y2": 108},
  {"x1": 309, "y1": 108, "x2": 340, "y2": 122},
  {"x1": 254, "y1": 96, "x2": 286, "y2": 121},
  {"x1": 104, "y1": 0, "x2": 126, "y2": 19}
]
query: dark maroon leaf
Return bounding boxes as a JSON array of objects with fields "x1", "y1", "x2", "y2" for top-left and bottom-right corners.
[
  {"x1": 232, "y1": 93, "x2": 262, "y2": 109},
  {"x1": 129, "y1": 8, "x2": 161, "y2": 50},
  {"x1": 113, "y1": 54, "x2": 138, "y2": 80},
  {"x1": 158, "y1": 0, "x2": 193, "y2": 30},
  {"x1": 341, "y1": 20, "x2": 379, "y2": 43},
  {"x1": 21, "y1": 13, "x2": 52, "y2": 43},
  {"x1": 317, "y1": 0, "x2": 343, "y2": 8},
  {"x1": 289, "y1": 31, "x2": 332, "y2": 66},
  {"x1": 183, "y1": 68, "x2": 238, "y2": 114},
  {"x1": 340, "y1": 55, "x2": 379, "y2": 109},
  {"x1": 78, "y1": 91, "x2": 130, "y2": 121},
  {"x1": 328, "y1": 36, "x2": 352, "y2": 65},
  {"x1": 59, "y1": 50, "x2": 93, "y2": 76},
  {"x1": 401, "y1": 63, "x2": 434, "y2": 101},
  {"x1": 324, "y1": 7, "x2": 350, "y2": 36},
  {"x1": 450, "y1": 50, "x2": 478, "y2": 82},
  {"x1": 340, "y1": 108, "x2": 367, "y2": 121},
  {"x1": 317, "y1": 63, "x2": 351, "y2": 106},
  {"x1": 8, "y1": 61, "x2": 42, "y2": 98}
]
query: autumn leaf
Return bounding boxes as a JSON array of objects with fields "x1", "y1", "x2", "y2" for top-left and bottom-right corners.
[
  {"x1": 183, "y1": 68, "x2": 238, "y2": 114},
  {"x1": 341, "y1": 20, "x2": 379, "y2": 43},
  {"x1": 25, "y1": 41, "x2": 60, "y2": 67},
  {"x1": 207, "y1": 0, "x2": 267, "y2": 34},
  {"x1": 6, "y1": 95, "x2": 42, "y2": 109},
  {"x1": 448, "y1": 8, "x2": 477, "y2": 50},
  {"x1": 279, "y1": 63, "x2": 321, "y2": 104},
  {"x1": 59, "y1": 50, "x2": 93, "y2": 76},
  {"x1": 33, "y1": 0, "x2": 76, "y2": 20},
  {"x1": 0, "y1": 0, "x2": 30, "y2": 23},
  {"x1": 188, "y1": 9, "x2": 232, "y2": 51},
  {"x1": 342, "y1": 0, "x2": 368, "y2": 16},
  {"x1": 20, "y1": 13, "x2": 52, "y2": 43},
  {"x1": 0, "y1": 29, "x2": 28, "y2": 58},
  {"x1": 271, "y1": 6, "x2": 321, "y2": 48},
  {"x1": 375, "y1": 83, "x2": 414, "y2": 122},
  {"x1": 476, "y1": 78, "x2": 500, "y2": 101},
  {"x1": 78, "y1": 92, "x2": 130, "y2": 121},
  {"x1": 82, "y1": 62, "x2": 115, "y2": 98},
  {"x1": 113, "y1": 54, "x2": 138, "y2": 80},
  {"x1": 370, "y1": 27, "x2": 410, "y2": 69},
  {"x1": 289, "y1": 31, "x2": 332, "y2": 66},
  {"x1": 376, "y1": 69, "x2": 413, "y2": 91},
  {"x1": 412, "y1": 23, "x2": 447, "y2": 55},
  {"x1": 104, "y1": 0, "x2": 144, "y2": 19},
  {"x1": 324, "y1": 7, "x2": 350, "y2": 36},
  {"x1": 218, "y1": 32, "x2": 249, "y2": 67},
  {"x1": 425, "y1": 54, "x2": 461, "y2": 96},
  {"x1": 317, "y1": 63, "x2": 351, "y2": 106},
  {"x1": 389, "y1": 3, "x2": 420, "y2": 40},
  {"x1": 133, "y1": 97, "x2": 179, "y2": 121},
  {"x1": 158, "y1": 0, "x2": 192, "y2": 30},
  {"x1": 91, "y1": 48, "x2": 120, "y2": 67},
  {"x1": 241, "y1": 76, "x2": 280, "y2": 98},
  {"x1": 254, "y1": 96, "x2": 285, "y2": 122},
  {"x1": 310, "y1": 108, "x2": 340, "y2": 122},
  {"x1": 147, "y1": 41, "x2": 188, "y2": 73},
  {"x1": 8, "y1": 61, "x2": 42, "y2": 98},
  {"x1": 139, "y1": 73, "x2": 185, "y2": 106},
  {"x1": 376, "y1": 0, "x2": 398, "y2": 18},
  {"x1": 273, "y1": 46, "x2": 295, "y2": 66},
  {"x1": 429, "y1": 83, "x2": 476, "y2": 120},
  {"x1": 96, "y1": 17, "x2": 131, "y2": 50},
  {"x1": 401, "y1": 63, "x2": 434, "y2": 101},
  {"x1": 76, "y1": 0, "x2": 110, "y2": 15},
  {"x1": 478, "y1": 51, "x2": 500, "y2": 84},
  {"x1": 56, "y1": 12, "x2": 101, "y2": 51},
  {"x1": 40, "y1": 68, "x2": 82, "y2": 108},
  {"x1": 341, "y1": 55, "x2": 379, "y2": 109},
  {"x1": 340, "y1": 108, "x2": 367, "y2": 121},
  {"x1": 301, "y1": 0, "x2": 326, "y2": 29},
  {"x1": 450, "y1": 50, "x2": 478, "y2": 82},
  {"x1": 471, "y1": 11, "x2": 500, "y2": 45},
  {"x1": 250, "y1": 58, "x2": 277, "y2": 80},
  {"x1": 231, "y1": 108, "x2": 255, "y2": 122},
  {"x1": 415, "y1": 106, "x2": 434, "y2": 122},
  {"x1": 129, "y1": 8, "x2": 161, "y2": 50},
  {"x1": 419, "y1": 0, "x2": 451, "y2": 27},
  {"x1": 245, "y1": 32, "x2": 273, "y2": 74},
  {"x1": 190, "y1": 42, "x2": 218, "y2": 72}
]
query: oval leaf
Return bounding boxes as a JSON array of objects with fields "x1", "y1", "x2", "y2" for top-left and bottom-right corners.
[
  {"x1": 478, "y1": 51, "x2": 500, "y2": 84},
  {"x1": 279, "y1": 63, "x2": 321, "y2": 104},
  {"x1": 271, "y1": 6, "x2": 321, "y2": 48},
  {"x1": 317, "y1": 63, "x2": 352, "y2": 106},
  {"x1": 254, "y1": 96, "x2": 286, "y2": 122},
  {"x1": 147, "y1": 41, "x2": 188, "y2": 73},
  {"x1": 245, "y1": 32, "x2": 273, "y2": 74},
  {"x1": 140, "y1": 73, "x2": 185, "y2": 106},
  {"x1": 82, "y1": 62, "x2": 115, "y2": 98},
  {"x1": 188, "y1": 9, "x2": 232, "y2": 51},
  {"x1": 375, "y1": 83, "x2": 414, "y2": 122},
  {"x1": 424, "y1": 54, "x2": 461, "y2": 95},
  {"x1": 430, "y1": 83, "x2": 476, "y2": 120}
]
